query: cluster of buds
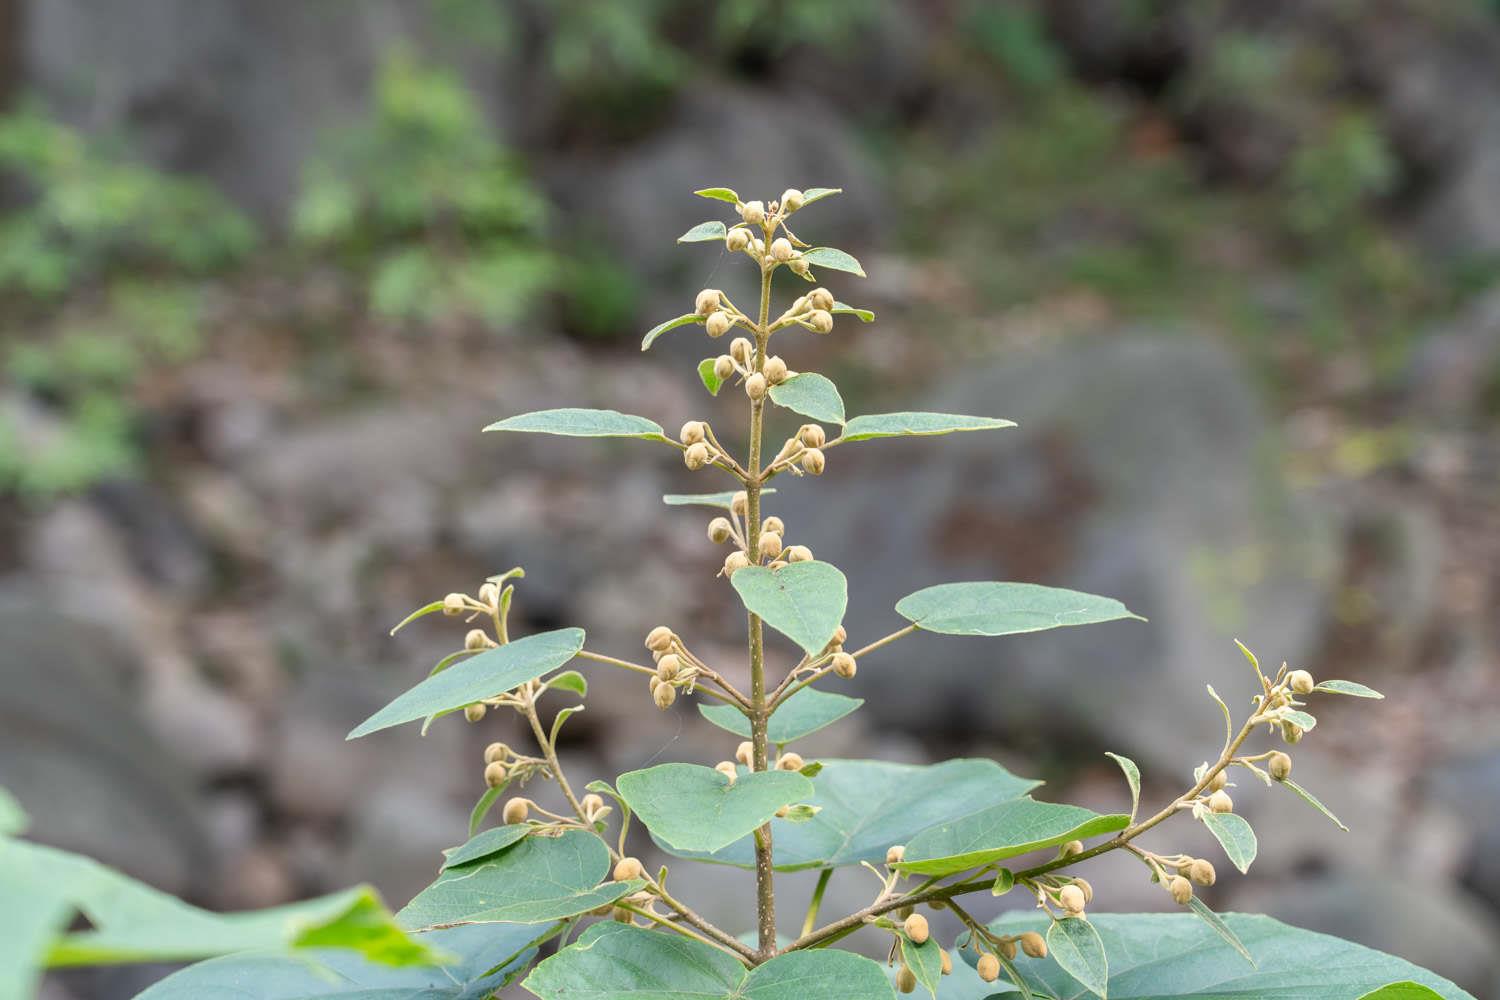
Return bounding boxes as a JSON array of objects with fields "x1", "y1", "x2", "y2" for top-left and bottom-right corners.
[
  {"x1": 705, "y1": 335, "x2": 796, "y2": 403},
  {"x1": 643, "y1": 625, "x2": 712, "y2": 710},
  {"x1": 725, "y1": 189, "x2": 814, "y2": 276},
  {"x1": 694, "y1": 288, "x2": 745, "y2": 340},
  {"x1": 679, "y1": 420, "x2": 729, "y2": 472},
  {"x1": 774, "y1": 286, "x2": 837, "y2": 336},
  {"x1": 974, "y1": 930, "x2": 1048, "y2": 982},
  {"x1": 1027, "y1": 868, "x2": 1093, "y2": 919},
  {"x1": 767, "y1": 422, "x2": 828, "y2": 479},
  {"x1": 480, "y1": 741, "x2": 551, "y2": 791},
  {"x1": 708, "y1": 492, "x2": 816, "y2": 578}
]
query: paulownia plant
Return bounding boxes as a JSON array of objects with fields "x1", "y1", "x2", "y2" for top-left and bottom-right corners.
[{"x1": 9, "y1": 187, "x2": 1474, "y2": 999}]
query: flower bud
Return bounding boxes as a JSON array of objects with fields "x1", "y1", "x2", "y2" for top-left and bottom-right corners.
[
  {"x1": 1207, "y1": 769, "x2": 1229, "y2": 793},
  {"x1": 1207, "y1": 790, "x2": 1234, "y2": 814},
  {"x1": 789, "y1": 257, "x2": 810, "y2": 276},
  {"x1": 612, "y1": 905, "x2": 633, "y2": 923},
  {"x1": 465, "y1": 628, "x2": 491, "y2": 651},
  {"x1": 740, "y1": 200, "x2": 765, "y2": 225},
  {"x1": 706, "y1": 310, "x2": 732, "y2": 338},
  {"x1": 801, "y1": 448, "x2": 826, "y2": 475},
  {"x1": 731, "y1": 491, "x2": 749, "y2": 516},
  {"x1": 723, "y1": 551, "x2": 751, "y2": 577},
  {"x1": 791, "y1": 295, "x2": 809, "y2": 314},
  {"x1": 999, "y1": 938, "x2": 1018, "y2": 961},
  {"x1": 581, "y1": 792, "x2": 605, "y2": 815},
  {"x1": 762, "y1": 516, "x2": 785, "y2": 535},
  {"x1": 695, "y1": 289, "x2": 721, "y2": 317},
  {"x1": 715, "y1": 355, "x2": 735, "y2": 380},
  {"x1": 708, "y1": 517, "x2": 733, "y2": 544},
  {"x1": 777, "y1": 751, "x2": 805, "y2": 772},
  {"x1": 745, "y1": 372, "x2": 767, "y2": 400},
  {"x1": 714, "y1": 760, "x2": 738, "y2": 783},
  {"x1": 656, "y1": 654, "x2": 680, "y2": 681},
  {"x1": 758, "y1": 532, "x2": 783, "y2": 560},
  {"x1": 771, "y1": 237, "x2": 794, "y2": 261},
  {"x1": 484, "y1": 760, "x2": 508, "y2": 788},
  {"x1": 477, "y1": 581, "x2": 500, "y2": 606},
  {"x1": 653, "y1": 682, "x2": 677, "y2": 710},
  {"x1": 1269, "y1": 751, "x2": 1292, "y2": 782},
  {"x1": 680, "y1": 420, "x2": 707, "y2": 445},
  {"x1": 1168, "y1": 874, "x2": 1194, "y2": 905},
  {"x1": 1019, "y1": 930, "x2": 1046, "y2": 958},
  {"x1": 829, "y1": 651, "x2": 858, "y2": 679},
  {"x1": 786, "y1": 544, "x2": 814, "y2": 563},
  {"x1": 614, "y1": 856, "x2": 644, "y2": 881},
  {"x1": 501, "y1": 797, "x2": 530, "y2": 825},
  {"x1": 1073, "y1": 877, "x2": 1094, "y2": 903},
  {"x1": 484, "y1": 742, "x2": 509, "y2": 764},
  {"x1": 464, "y1": 703, "x2": 487, "y2": 723},
  {"x1": 684, "y1": 441, "x2": 711, "y2": 470},
  {"x1": 903, "y1": 912, "x2": 930, "y2": 944},
  {"x1": 1189, "y1": 858, "x2": 1217, "y2": 887},
  {"x1": 726, "y1": 228, "x2": 751, "y2": 252},
  {"x1": 730, "y1": 337, "x2": 753, "y2": 365},
  {"x1": 736, "y1": 741, "x2": 754, "y2": 766},
  {"x1": 808, "y1": 309, "x2": 834, "y2": 334},
  {"x1": 832, "y1": 625, "x2": 847, "y2": 644},
  {"x1": 808, "y1": 288, "x2": 835, "y2": 311},
  {"x1": 645, "y1": 625, "x2": 674, "y2": 651},
  {"x1": 1058, "y1": 884, "x2": 1086, "y2": 915},
  {"x1": 977, "y1": 953, "x2": 1001, "y2": 982},
  {"x1": 940, "y1": 950, "x2": 953, "y2": 976},
  {"x1": 895, "y1": 967, "x2": 917, "y2": 994},
  {"x1": 1287, "y1": 669, "x2": 1315, "y2": 695},
  {"x1": 886, "y1": 844, "x2": 905, "y2": 865},
  {"x1": 1282, "y1": 721, "x2": 1305, "y2": 744},
  {"x1": 763, "y1": 355, "x2": 788, "y2": 384},
  {"x1": 799, "y1": 424, "x2": 826, "y2": 448},
  {"x1": 781, "y1": 188, "x2": 805, "y2": 212},
  {"x1": 1060, "y1": 839, "x2": 1084, "y2": 858},
  {"x1": 443, "y1": 592, "x2": 468, "y2": 616}
]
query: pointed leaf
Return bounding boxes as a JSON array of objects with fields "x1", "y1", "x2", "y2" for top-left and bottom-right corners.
[
  {"x1": 899, "y1": 934, "x2": 945, "y2": 998},
  {"x1": 699, "y1": 357, "x2": 725, "y2": 395},
  {"x1": 1186, "y1": 896, "x2": 1255, "y2": 965},
  {"x1": 484, "y1": 408, "x2": 667, "y2": 439},
  {"x1": 731, "y1": 561, "x2": 847, "y2": 656},
  {"x1": 1104, "y1": 753, "x2": 1140, "y2": 822},
  {"x1": 897, "y1": 800, "x2": 1128, "y2": 876},
  {"x1": 896, "y1": 582, "x2": 1142, "y2": 638},
  {"x1": 389, "y1": 600, "x2": 446, "y2": 636},
  {"x1": 799, "y1": 187, "x2": 842, "y2": 207},
  {"x1": 348, "y1": 628, "x2": 584, "y2": 739},
  {"x1": 768, "y1": 372, "x2": 846, "y2": 425},
  {"x1": 679, "y1": 220, "x2": 728, "y2": 243},
  {"x1": 469, "y1": 785, "x2": 504, "y2": 837},
  {"x1": 1313, "y1": 679, "x2": 1384, "y2": 699},
  {"x1": 441, "y1": 825, "x2": 531, "y2": 870},
  {"x1": 397, "y1": 829, "x2": 638, "y2": 928},
  {"x1": 616, "y1": 763, "x2": 812, "y2": 853},
  {"x1": 1048, "y1": 917, "x2": 1109, "y2": 999},
  {"x1": 1280, "y1": 709, "x2": 1317, "y2": 732},
  {"x1": 832, "y1": 301, "x2": 874, "y2": 322},
  {"x1": 1281, "y1": 778, "x2": 1349, "y2": 831},
  {"x1": 838, "y1": 412, "x2": 1015, "y2": 443},
  {"x1": 1201, "y1": 811, "x2": 1257, "y2": 874},
  {"x1": 699, "y1": 687, "x2": 862, "y2": 744},
  {"x1": 694, "y1": 187, "x2": 740, "y2": 204},
  {"x1": 663, "y1": 488, "x2": 775, "y2": 509},
  {"x1": 802, "y1": 246, "x2": 866, "y2": 277}
]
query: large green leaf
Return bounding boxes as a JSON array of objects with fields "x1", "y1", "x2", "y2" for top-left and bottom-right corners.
[
  {"x1": 616, "y1": 763, "x2": 813, "y2": 853},
  {"x1": 643, "y1": 313, "x2": 705, "y2": 350},
  {"x1": 837, "y1": 412, "x2": 1015, "y2": 443},
  {"x1": 895, "y1": 582, "x2": 1143, "y2": 638},
  {"x1": 661, "y1": 759, "x2": 1039, "y2": 871},
  {"x1": 483, "y1": 408, "x2": 667, "y2": 439},
  {"x1": 897, "y1": 799, "x2": 1129, "y2": 877},
  {"x1": 1201, "y1": 811, "x2": 1257, "y2": 874},
  {"x1": 1048, "y1": 917, "x2": 1110, "y2": 999},
  {"x1": 768, "y1": 372, "x2": 846, "y2": 425},
  {"x1": 348, "y1": 628, "x2": 584, "y2": 739},
  {"x1": 525, "y1": 922, "x2": 896, "y2": 1000},
  {"x1": 0, "y1": 785, "x2": 26, "y2": 836},
  {"x1": 971, "y1": 913, "x2": 1473, "y2": 999},
  {"x1": 136, "y1": 922, "x2": 553, "y2": 999},
  {"x1": 698, "y1": 687, "x2": 863, "y2": 745},
  {"x1": 731, "y1": 562, "x2": 847, "y2": 656},
  {"x1": 397, "y1": 829, "x2": 638, "y2": 929}
]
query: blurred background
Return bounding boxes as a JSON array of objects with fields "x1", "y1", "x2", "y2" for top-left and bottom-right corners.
[{"x1": 2, "y1": 0, "x2": 1498, "y2": 996}]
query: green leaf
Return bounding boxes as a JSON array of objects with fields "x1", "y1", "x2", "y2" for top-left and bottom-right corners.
[
  {"x1": 896, "y1": 799, "x2": 1129, "y2": 876},
  {"x1": 1281, "y1": 778, "x2": 1349, "y2": 831},
  {"x1": 0, "y1": 785, "x2": 26, "y2": 836},
  {"x1": 1201, "y1": 811, "x2": 1257, "y2": 874},
  {"x1": 979, "y1": 912, "x2": 1473, "y2": 999},
  {"x1": 1314, "y1": 679, "x2": 1385, "y2": 699},
  {"x1": 900, "y1": 933, "x2": 946, "y2": 998},
  {"x1": 832, "y1": 301, "x2": 874, "y2": 322},
  {"x1": 397, "y1": 829, "x2": 638, "y2": 928},
  {"x1": 136, "y1": 923, "x2": 551, "y2": 999},
  {"x1": 525, "y1": 922, "x2": 896, "y2": 1000},
  {"x1": 768, "y1": 372, "x2": 847, "y2": 425},
  {"x1": 679, "y1": 220, "x2": 728, "y2": 243},
  {"x1": 468, "y1": 785, "x2": 504, "y2": 837},
  {"x1": 389, "y1": 600, "x2": 445, "y2": 636},
  {"x1": 731, "y1": 561, "x2": 848, "y2": 656},
  {"x1": 663, "y1": 488, "x2": 775, "y2": 509},
  {"x1": 616, "y1": 763, "x2": 812, "y2": 853},
  {"x1": 837, "y1": 412, "x2": 1016, "y2": 443},
  {"x1": 1048, "y1": 917, "x2": 1110, "y2": 998},
  {"x1": 1280, "y1": 709, "x2": 1318, "y2": 732},
  {"x1": 802, "y1": 246, "x2": 866, "y2": 277},
  {"x1": 547, "y1": 670, "x2": 588, "y2": 696},
  {"x1": 695, "y1": 187, "x2": 740, "y2": 204},
  {"x1": 699, "y1": 357, "x2": 725, "y2": 395},
  {"x1": 441, "y1": 825, "x2": 531, "y2": 870},
  {"x1": 1104, "y1": 753, "x2": 1140, "y2": 822},
  {"x1": 1186, "y1": 896, "x2": 1254, "y2": 965},
  {"x1": 698, "y1": 687, "x2": 863, "y2": 744},
  {"x1": 895, "y1": 582, "x2": 1143, "y2": 638},
  {"x1": 484, "y1": 408, "x2": 667, "y2": 439},
  {"x1": 348, "y1": 628, "x2": 584, "y2": 739},
  {"x1": 799, "y1": 187, "x2": 842, "y2": 207},
  {"x1": 663, "y1": 758, "x2": 1039, "y2": 871},
  {"x1": 1359, "y1": 985, "x2": 1449, "y2": 1000}
]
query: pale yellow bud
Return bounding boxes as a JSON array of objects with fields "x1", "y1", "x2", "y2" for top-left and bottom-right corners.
[
  {"x1": 1060, "y1": 839, "x2": 1084, "y2": 858},
  {"x1": 831, "y1": 651, "x2": 857, "y2": 678},
  {"x1": 762, "y1": 516, "x2": 785, "y2": 535},
  {"x1": 680, "y1": 421, "x2": 706, "y2": 445},
  {"x1": 726, "y1": 228, "x2": 751, "y2": 252},
  {"x1": 1189, "y1": 858, "x2": 1217, "y2": 886},
  {"x1": 502, "y1": 797, "x2": 530, "y2": 825},
  {"x1": 1019, "y1": 930, "x2": 1047, "y2": 958},
  {"x1": 740, "y1": 200, "x2": 765, "y2": 225},
  {"x1": 723, "y1": 551, "x2": 751, "y2": 577},
  {"x1": 808, "y1": 288, "x2": 835, "y2": 311},
  {"x1": 977, "y1": 953, "x2": 1001, "y2": 982},
  {"x1": 1169, "y1": 875, "x2": 1194, "y2": 905},
  {"x1": 1208, "y1": 790, "x2": 1234, "y2": 814},
  {"x1": 777, "y1": 751, "x2": 805, "y2": 772},
  {"x1": 706, "y1": 311, "x2": 732, "y2": 338},
  {"x1": 886, "y1": 844, "x2": 905, "y2": 865},
  {"x1": 904, "y1": 912, "x2": 930, "y2": 944},
  {"x1": 484, "y1": 760, "x2": 508, "y2": 788},
  {"x1": 581, "y1": 793, "x2": 605, "y2": 815},
  {"x1": 653, "y1": 682, "x2": 677, "y2": 710},
  {"x1": 614, "y1": 856, "x2": 644, "y2": 881},
  {"x1": 1282, "y1": 721, "x2": 1305, "y2": 744},
  {"x1": 799, "y1": 423, "x2": 826, "y2": 448},
  {"x1": 730, "y1": 337, "x2": 754, "y2": 365},
  {"x1": 477, "y1": 581, "x2": 500, "y2": 606},
  {"x1": 464, "y1": 703, "x2": 487, "y2": 723},
  {"x1": 484, "y1": 742, "x2": 509, "y2": 764},
  {"x1": 808, "y1": 309, "x2": 834, "y2": 334},
  {"x1": 1287, "y1": 669, "x2": 1316, "y2": 695},
  {"x1": 789, "y1": 257, "x2": 809, "y2": 276},
  {"x1": 1074, "y1": 877, "x2": 1094, "y2": 903},
  {"x1": 745, "y1": 373, "x2": 767, "y2": 400},
  {"x1": 443, "y1": 592, "x2": 467, "y2": 616},
  {"x1": 1058, "y1": 884, "x2": 1086, "y2": 914},
  {"x1": 1269, "y1": 751, "x2": 1293, "y2": 782},
  {"x1": 1207, "y1": 769, "x2": 1229, "y2": 793},
  {"x1": 714, "y1": 760, "x2": 738, "y2": 783},
  {"x1": 763, "y1": 355, "x2": 788, "y2": 384},
  {"x1": 714, "y1": 355, "x2": 735, "y2": 380},
  {"x1": 731, "y1": 491, "x2": 749, "y2": 516},
  {"x1": 786, "y1": 544, "x2": 814, "y2": 563},
  {"x1": 896, "y1": 967, "x2": 916, "y2": 994},
  {"x1": 758, "y1": 532, "x2": 783, "y2": 560},
  {"x1": 695, "y1": 289, "x2": 722, "y2": 317},
  {"x1": 771, "y1": 237, "x2": 794, "y2": 261},
  {"x1": 736, "y1": 741, "x2": 754, "y2": 766},
  {"x1": 999, "y1": 938, "x2": 1018, "y2": 961},
  {"x1": 801, "y1": 448, "x2": 826, "y2": 475},
  {"x1": 708, "y1": 517, "x2": 733, "y2": 544},
  {"x1": 465, "y1": 628, "x2": 490, "y2": 651},
  {"x1": 781, "y1": 188, "x2": 805, "y2": 212},
  {"x1": 656, "y1": 654, "x2": 680, "y2": 681},
  {"x1": 684, "y1": 442, "x2": 711, "y2": 470},
  {"x1": 645, "y1": 625, "x2": 674, "y2": 651},
  {"x1": 940, "y1": 950, "x2": 953, "y2": 976}
]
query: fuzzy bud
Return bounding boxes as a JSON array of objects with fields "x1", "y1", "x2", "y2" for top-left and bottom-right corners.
[
  {"x1": 484, "y1": 761, "x2": 508, "y2": 788},
  {"x1": 680, "y1": 420, "x2": 707, "y2": 445},
  {"x1": 940, "y1": 950, "x2": 953, "y2": 976},
  {"x1": 743, "y1": 372, "x2": 767, "y2": 400},
  {"x1": 758, "y1": 532, "x2": 783, "y2": 560},
  {"x1": 1206, "y1": 769, "x2": 1229, "y2": 793},
  {"x1": 614, "y1": 856, "x2": 644, "y2": 881},
  {"x1": 706, "y1": 310, "x2": 733, "y2": 338},
  {"x1": 708, "y1": 517, "x2": 733, "y2": 544},
  {"x1": 736, "y1": 741, "x2": 754, "y2": 766},
  {"x1": 1207, "y1": 790, "x2": 1234, "y2": 814},
  {"x1": 464, "y1": 703, "x2": 487, "y2": 723},
  {"x1": 977, "y1": 953, "x2": 1001, "y2": 982},
  {"x1": 1019, "y1": 930, "x2": 1047, "y2": 958},
  {"x1": 645, "y1": 625, "x2": 674, "y2": 652},
  {"x1": 999, "y1": 938, "x2": 1018, "y2": 961},
  {"x1": 443, "y1": 592, "x2": 468, "y2": 616},
  {"x1": 771, "y1": 237, "x2": 794, "y2": 262},
  {"x1": 780, "y1": 188, "x2": 805, "y2": 212},
  {"x1": 801, "y1": 448, "x2": 826, "y2": 475},
  {"x1": 831, "y1": 652, "x2": 857, "y2": 678},
  {"x1": 1060, "y1": 839, "x2": 1084, "y2": 858},
  {"x1": 895, "y1": 967, "x2": 917, "y2": 994},
  {"x1": 763, "y1": 355, "x2": 789, "y2": 384},
  {"x1": 903, "y1": 912, "x2": 930, "y2": 944},
  {"x1": 1189, "y1": 858, "x2": 1217, "y2": 886},
  {"x1": 581, "y1": 793, "x2": 605, "y2": 816},
  {"x1": 465, "y1": 628, "x2": 490, "y2": 651},
  {"x1": 477, "y1": 581, "x2": 500, "y2": 606},
  {"x1": 740, "y1": 200, "x2": 765, "y2": 225},
  {"x1": 761, "y1": 515, "x2": 785, "y2": 535},
  {"x1": 786, "y1": 544, "x2": 814, "y2": 563},
  {"x1": 777, "y1": 751, "x2": 805, "y2": 772},
  {"x1": 723, "y1": 551, "x2": 750, "y2": 577},
  {"x1": 695, "y1": 289, "x2": 722, "y2": 317},
  {"x1": 789, "y1": 257, "x2": 810, "y2": 276},
  {"x1": 1269, "y1": 751, "x2": 1293, "y2": 782},
  {"x1": 833, "y1": 625, "x2": 847, "y2": 644},
  {"x1": 653, "y1": 682, "x2": 677, "y2": 710},
  {"x1": 502, "y1": 797, "x2": 530, "y2": 825},
  {"x1": 1168, "y1": 874, "x2": 1194, "y2": 905},
  {"x1": 808, "y1": 288, "x2": 835, "y2": 312},
  {"x1": 1073, "y1": 877, "x2": 1094, "y2": 904},
  {"x1": 714, "y1": 760, "x2": 738, "y2": 784},
  {"x1": 886, "y1": 844, "x2": 905, "y2": 865},
  {"x1": 684, "y1": 441, "x2": 711, "y2": 470},
  {"x1": 1287, "y1": 669, "x2": 1316, "y2": 695},
  {"x1": 799, "y1": 423, "x2": 826, "y2": 448},
  {"x1": 1282, "y1": 721, "x2": 1305, "y2": 744},
  {"x1": 731, "y1": 491, "x2": 749, "y2": 516},
  {"x1": 730, "y1": 337, "x2": 753, "y2": 365},
  {"x1": 714, "y1": 357, "x2": 736, "y2": 383},
  {"x1": 656, "y1": 654, "x2": 681, "y2": 681},
  {"x1": 484, "y1": 742, "x2": 509, "y2": 764},
  {"x1": 807, "y1": 309, "x2": 834, "y2": 334},
  {"x1": 1058, "y1": 884, "x2": 1087, "y2": 915},
  {"x1": 726, "y1": 228, "x2": 751, "y2": 252}
]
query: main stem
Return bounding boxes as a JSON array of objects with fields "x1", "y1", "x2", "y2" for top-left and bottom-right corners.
[{"x1": 749, "y1": 237, "x2": 775, "y2": 958}]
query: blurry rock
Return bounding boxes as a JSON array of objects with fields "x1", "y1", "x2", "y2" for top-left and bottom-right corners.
[
  {"x1": 777, "y1": 334, "x2": 1337, "y2": 768},
  {"x1": 1430, "y1": 747, "x2": 1500, "y2": 913},
  {"x1": 1405, "y1": 284, "x2": 1500, "y2": 424},
  {"x1": 90, "y1": 481, "x2": 210, "y2": 592}
]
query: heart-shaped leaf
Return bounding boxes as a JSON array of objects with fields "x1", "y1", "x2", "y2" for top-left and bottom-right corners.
[
  {"x1": 484, "y1": 408, "x2": 666, "y2": 439},
  {"x1": 348, "y1": 628, "x2": 584, "y2": 739},
  {"x1": 698, "y1": 687, "x2": 863, "y2": 745},
  {"x1": 895, "y1": 582, "x2": 1142, "y2": 637},
  {"x1": 837, "y1": 412, "x2": 1014, "y2": 442},
  {"x1": 768, "y1": 372, "x2": 846, "y2": 425},
  {"x1": 897, "y1": 800, "x2": 1129, "y2": 876},
  {"x1": 616, "y1": 763, "x2": 812, "y2": 853},
  {"x1": 731, "y1": 561, "x2": 847, "y2": 656}
]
